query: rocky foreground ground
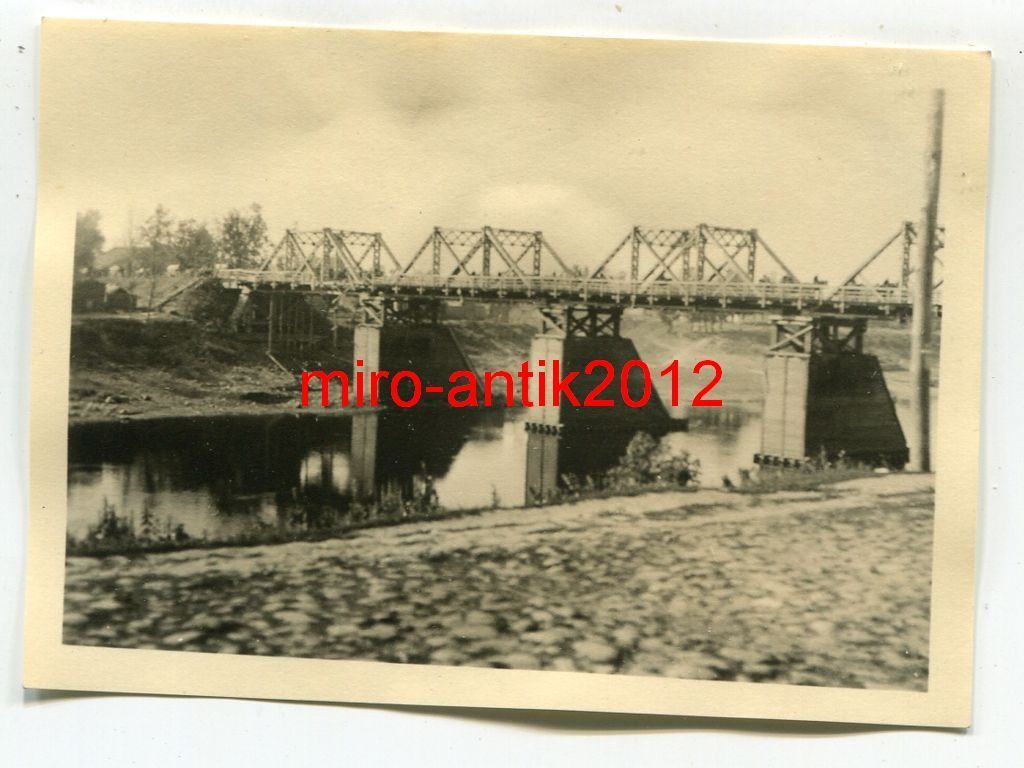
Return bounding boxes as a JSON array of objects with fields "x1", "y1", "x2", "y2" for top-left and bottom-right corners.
[{"x1": 63, "y1": 474, "x2": 933, "y2": 690}]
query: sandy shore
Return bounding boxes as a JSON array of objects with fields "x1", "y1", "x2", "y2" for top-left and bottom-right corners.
[{"x1": 63, "y1": 473, "x2": 933, "y2": 690}]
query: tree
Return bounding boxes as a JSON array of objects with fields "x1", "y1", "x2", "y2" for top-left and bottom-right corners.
[
  {"x1": 218, "y1": 203, "x2": 269, "y2": 268},
  {"x1": 173, "y1": 219, "x2": 217, "y2": 271},
  {"x1": 74, "y1": 210, "x2": 105, "y2": 274},
  {"x1": 138, "y1": 204, "x2": 174, "y2": 275},
  {"x1": 138, "y1": 205, "x2": 175, "y2": 311}
]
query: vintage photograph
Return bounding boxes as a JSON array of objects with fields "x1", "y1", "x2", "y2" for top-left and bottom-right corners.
[{"x1": 26, "y1": 20, "x2": 990, "y2": 724}]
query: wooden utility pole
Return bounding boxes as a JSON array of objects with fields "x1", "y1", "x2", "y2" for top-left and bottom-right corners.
[{"x1": 909, "y1": 89, "x2": 944, "y2": 472}]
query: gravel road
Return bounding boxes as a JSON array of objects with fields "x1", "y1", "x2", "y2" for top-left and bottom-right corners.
[{"x1": 64, "y1": 473, "x2": 933, "y2": 690}]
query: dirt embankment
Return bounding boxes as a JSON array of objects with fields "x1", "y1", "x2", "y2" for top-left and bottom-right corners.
[
  {"x1": 67, "y1": 313, "x2": 542, "y2": 424},
  {"x1": 69, "y1": 315, "x2": 303, "y2": 424}
]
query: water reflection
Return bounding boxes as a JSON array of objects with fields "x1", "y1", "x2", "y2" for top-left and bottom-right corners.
[
  {"x1": 67, "y1": 407, "x2": 762, "y2": 541},
  {"x1": 524, "y1": 425, "x2": 652, "y2": 504}
]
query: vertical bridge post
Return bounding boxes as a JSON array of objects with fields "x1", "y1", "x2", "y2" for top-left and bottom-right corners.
[
  {"x1": 354, "y1": 295, "x2": 480, "y2": 406},
  {"x1": 909, "y1": 89, "x2": 944, "y2": 472},
  {"x1": 524, "y1": 304, "x2": 674, "y2": 504},
  {"x1": 756, "y1": 316, "x2": 908, "y2": 468}
]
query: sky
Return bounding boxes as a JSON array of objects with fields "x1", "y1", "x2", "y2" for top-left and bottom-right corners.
[{"x1": 42, "y1": 21, "x2": 990, "y2": 283}]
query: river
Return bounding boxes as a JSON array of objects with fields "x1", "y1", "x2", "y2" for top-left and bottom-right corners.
[{"x1": 66, "y1": 407, "x2": 762, "y2": 542}]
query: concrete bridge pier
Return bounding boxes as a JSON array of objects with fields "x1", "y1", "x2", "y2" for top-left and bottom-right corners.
[
  {"x1": 352, "y1": 325, "x2": 382, "y2": 405},
  {"x1": 524, "y1": 425, "x2": 561, "y2": 505},
  {"x1": 353, "y1": 296, "x2": 481, "y2": 406},
  {"x1": 349, "y1": 411, "x2": 378, "y2": 499},
  {"x1": 229, "y1": 286, "x2": 252, "y2": 330},
  {"x1": 526, "y1": 305, "x2": 671, "y2": 429},
  {"x1": 523, "y1": 305, "x2": 673, "y2": 504},
  {"x1": 755, "y1": 316, "x2": 908, "y2": 469}
]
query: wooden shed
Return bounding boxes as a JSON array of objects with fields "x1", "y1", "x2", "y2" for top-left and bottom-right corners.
[{"x1": 71, "y1": 279, "x2": 106, "y2": 314}]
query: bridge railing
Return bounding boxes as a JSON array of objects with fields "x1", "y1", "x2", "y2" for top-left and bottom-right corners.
[
  {"x1": 218, "y1": 268, "x2": 329, "y2": 287},
  {"x1": 826, "y1": 284, "x2": 911, "y2": 306},
  {"x1": 374, "y1": 274, "x2": 873, "y2": 306},
  {"x1": 216, "y1": 268, "x2": 934, "y2": 309}
]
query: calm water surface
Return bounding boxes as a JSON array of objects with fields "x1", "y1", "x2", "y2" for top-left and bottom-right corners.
[{"x1": 67, "y1": 408, "x2": 762, "y2": 541}]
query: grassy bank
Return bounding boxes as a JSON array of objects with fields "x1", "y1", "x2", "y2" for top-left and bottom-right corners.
[{"x1": 66, "y1": 430, "x2": 878, "y2": 558}]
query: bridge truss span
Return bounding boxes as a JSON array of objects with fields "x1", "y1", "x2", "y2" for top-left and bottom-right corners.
[
  {"x1": 399, "y1": 226, "x2": 573, "y2": 282},
  {"x1": 256, "y1": 228, "x2": 401, "y2": 285},
  {"x1": 216, "y1": 221, "x2": 943, "y2": 316}
]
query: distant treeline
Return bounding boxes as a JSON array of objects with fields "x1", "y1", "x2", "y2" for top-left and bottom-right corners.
[{"x1": 74, "y1": 204, "x2": 271, "y2": 276}]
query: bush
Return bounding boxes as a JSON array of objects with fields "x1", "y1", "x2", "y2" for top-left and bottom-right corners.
[
  {"x1": 606, "y1": 432, "x2": 701, "y2": 489},
  {"x1": 726, "y1": 451, "x2": 874, "y2": 494},
  {"x1": 85, "y1": 499, "x2": 138, "y2": 549},
  {"x1": 177, "y1": 278, "x2": 236, "y2": 326},
  {"x1": 553, "y1": 432, "x2": 701, "y2": 503},
  {"x1": 68, "y1": 499, "x2": 193, "y2": 555}
]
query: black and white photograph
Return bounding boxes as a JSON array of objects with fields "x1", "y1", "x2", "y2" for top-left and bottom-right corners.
[{"x1": 23, "y1": 19, "x2": 989, "y2": 727}]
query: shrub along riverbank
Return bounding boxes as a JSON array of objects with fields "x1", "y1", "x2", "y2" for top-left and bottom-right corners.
[{"x1": 65, "y1": 431, "x2": 873, "y2": 558}]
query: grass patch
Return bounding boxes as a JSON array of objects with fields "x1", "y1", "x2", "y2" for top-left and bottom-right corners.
[
  {"x1": 66, "y1": 499, "x2": 497, "y2": 558},
  {"x1": 729, "y1": 465, "x2": 876, "y2": 494}
]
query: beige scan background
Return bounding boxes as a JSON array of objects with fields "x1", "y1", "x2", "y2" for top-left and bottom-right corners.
[
  {"x1": 24, "y1": 20, "x2": 989, "y2": 728},
  {"x1": 6, "y1": 3, "x2": 1015, "y2": 760}
]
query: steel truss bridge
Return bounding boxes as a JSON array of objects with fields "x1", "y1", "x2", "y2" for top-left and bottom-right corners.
[{"x1": 218, "y1": 222, "x2": 943, "y2": 316}]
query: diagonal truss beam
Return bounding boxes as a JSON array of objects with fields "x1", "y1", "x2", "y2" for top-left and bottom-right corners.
[
  {"x1": 286, "y1": 231, "x2": 320, "y2": 279},
  {"x1": 397, "y1": 226, "x2": 574, "y2": 280},
  {"x1": 637, "y1": 229, "x2": 689, "y2": 286},
  {"x1": 323, "y1": 229, "x2": 365, "y2": 282},
  {"x1": 702, "y1": 224, "x2": 756, "y2": 285},
  {"x1": 823, "y1": 228, "x2": 904, "y2": 302},
  {"x1": 752, "y1": 231, "x2": 799, "y2": 282},
  {"x1": 483, "y1": 226, "x2": 531, "y2": 280}
]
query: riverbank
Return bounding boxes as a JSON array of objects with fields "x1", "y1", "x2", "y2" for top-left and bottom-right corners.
[
  {"x1": 63, "y1": 472, "x2": 933, "y2": 690},
  {"x1": 67, "y1": 313, "x2": 542, "y2": 424},
  {"x1": 68, "y1": 314, "x2": 296, "y2": 423}
]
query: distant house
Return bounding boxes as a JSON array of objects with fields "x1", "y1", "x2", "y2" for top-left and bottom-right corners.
[
  {"x1": 104, "y1": 285, "x2": 138, "y2": 312},
  {"x1": 71, "y1": 280, "x2": 106, "y2": 313},
  {"x1": 96, "y1": 245, "x2": 167, "y2": 276},
  {"x1": 165, "y1": 263, "x2": 181, "y2": 276}
]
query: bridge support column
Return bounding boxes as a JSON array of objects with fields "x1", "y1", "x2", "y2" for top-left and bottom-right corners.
[
  {"x1": 349, "y1": 411, "x2": 378, "y2": 499},
  {"x1": 353, "y1": 324, "x2": 381, "y2": 404},
  {"x1": 524, "y1": 426, "x2": 561, "y2": 505},
  {"x1": 755, "y1": 316, "x2": 908, "y2": 468},
  {"x1": 264, "y1": 290, "x2": 323, "y2": 360},
  {"x1": 230, "y1": 286, "x2": 252, "y2": 330},
  {"x1": 525, "y1": 305, "x2": 678, "y2": 505},
  {"x1": 527, "y1": 306, "x2": 671, "y2": 430},
  {"x1": 355, "y1": 296, "x2": 480, "y2": 406}
]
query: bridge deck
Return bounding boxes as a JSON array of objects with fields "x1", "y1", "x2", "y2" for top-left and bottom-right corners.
[{"x1": 218, "y1": 270, "x2": 936, "y2": 316}]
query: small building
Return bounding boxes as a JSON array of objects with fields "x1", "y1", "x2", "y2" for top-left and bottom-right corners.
[
  {"x1": 71, "y1": 280, "x2": 106, "y2": 313},
  {"x1": 104, "y1": 285, "x2": 138, "y2": 312},
  {"x1": 165, "y1": 263, "x2": 181, "y2": 276}
]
